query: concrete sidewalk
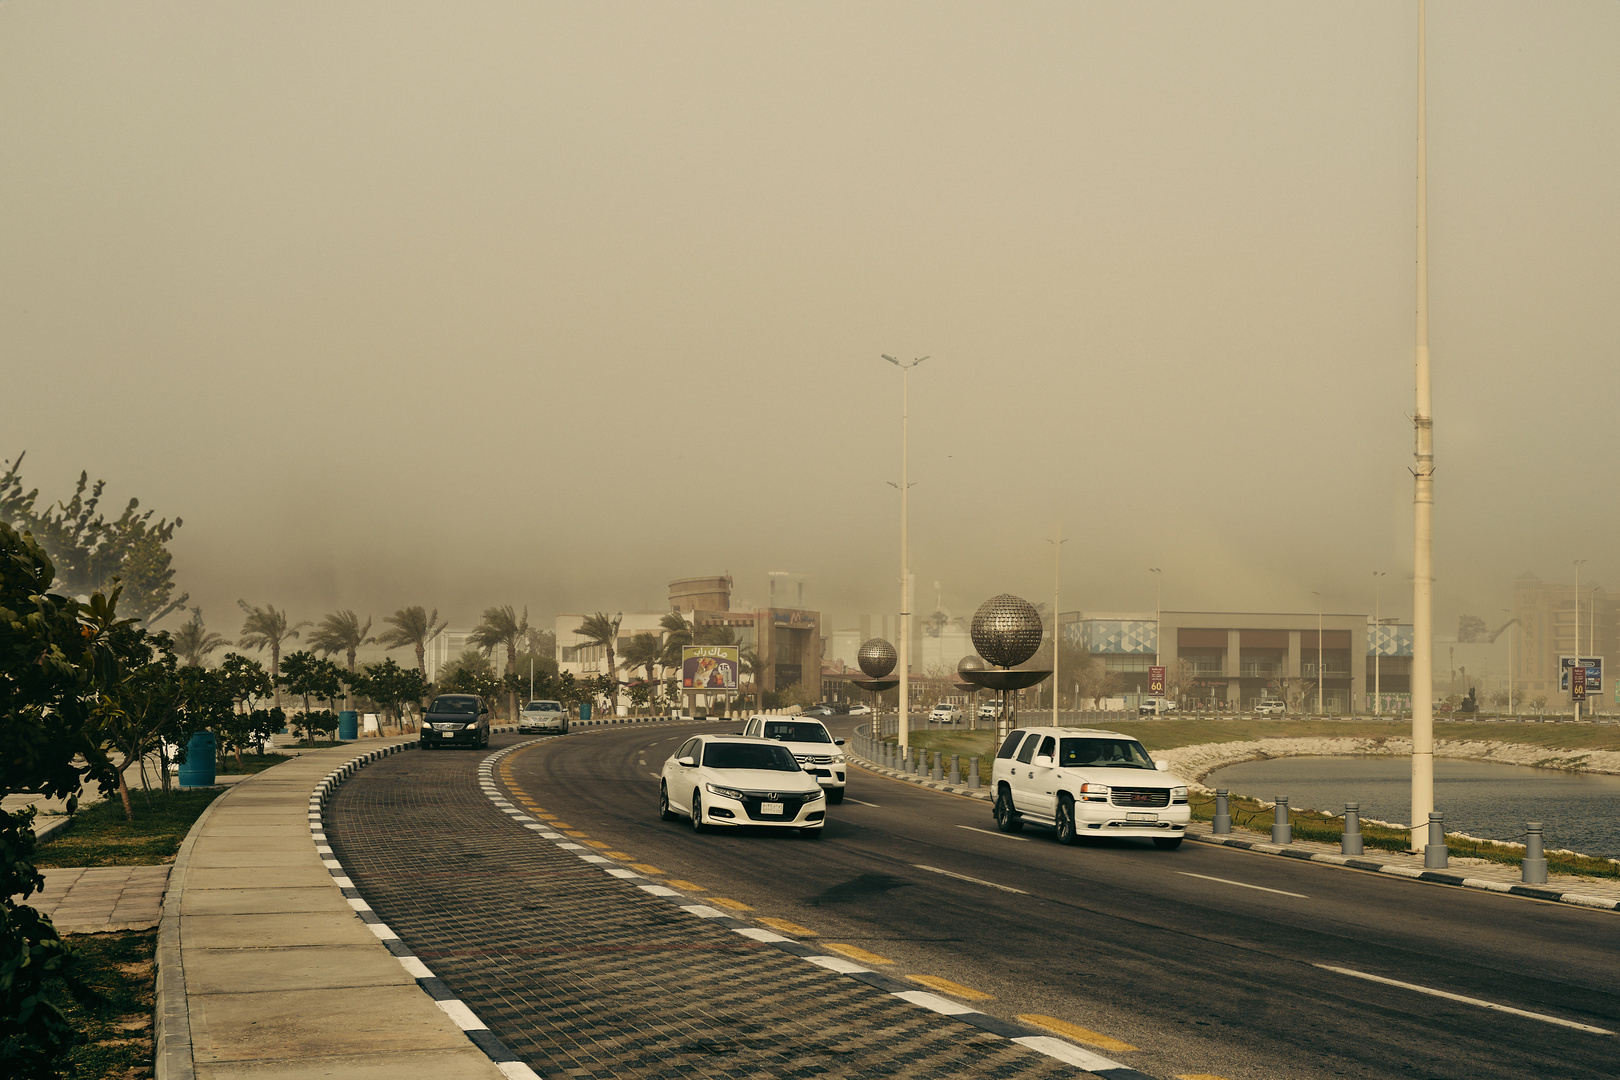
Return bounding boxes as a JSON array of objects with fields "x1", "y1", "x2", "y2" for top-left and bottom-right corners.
[{"x1": 156, "y1": 735, "x2": 511, "y2": 1080}]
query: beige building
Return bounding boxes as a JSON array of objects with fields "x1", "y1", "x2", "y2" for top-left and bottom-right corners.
[{"x1": 1511, "y1": 574, "x2": 1613, "y2": 702}]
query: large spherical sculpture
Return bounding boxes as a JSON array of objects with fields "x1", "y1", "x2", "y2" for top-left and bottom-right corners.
[
  {"x1": 957, "y1": 655, "x2": 987, "y2": 674},
  {"x1": 970, "y1": 594, "x2": 1043, "y2": 669},
  {"x1": 857, "y1": 638, "x2": 898, "y2": 680}
]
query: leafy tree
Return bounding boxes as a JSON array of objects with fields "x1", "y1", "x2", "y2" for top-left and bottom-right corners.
[
  {"x1": 355, "y1": 658, "x2": 429, "y2": 732},
  {"x1": 172, "y1": 608, "x2": 228, "y2": 668},
  {"x1": 236, "y1": 601, "x2": 310, "y2": 707},
  {"x1": 469, "y1": 605, "x2": 527, "y2": 719},
  {"x1": 307, "y1": 609, "x2": 375, "y2": 672},
  {"x1": 657, "y1": 611, "x2": 693, "y2": 670},
  {"x1": 1, "y1": 521, "x2": 137, "y2": 1076},
  {"x1": 1, "y1": 452, "x2": 189, "y2": 625},
  {"x1": 96, "y1": 631, "x2": 210, "y2": 819},
  {"x1": 377, "y1": 605, "x2": 446, "y2": 677},
  {"x1": 574, "y1": 613, "x2": 622, "y2": 712},
  {"x1": 279, "y1": 651, "x2": 343, "y2": 739}
]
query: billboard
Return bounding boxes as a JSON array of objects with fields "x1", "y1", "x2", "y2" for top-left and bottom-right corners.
[
  {"x1": 1148, "y1": 665, "x2": 1166, "y2": 696},
  {"x1": 682, "y1": 645, "x2": 739, "y2": 690},
  {"x1": 1559, "y1": 656, "x2": 1603, "y2": 696}
]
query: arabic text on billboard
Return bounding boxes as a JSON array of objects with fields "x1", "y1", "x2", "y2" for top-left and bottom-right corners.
[
  {"x1": 1148, "y1": 665, "x2": 1166, "y2": 696},
  {"x1": 682, "y1": 646, "x2": 739, "y2": 690}
]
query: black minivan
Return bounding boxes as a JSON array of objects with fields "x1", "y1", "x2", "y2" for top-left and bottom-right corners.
[{"x1": 420, "y1": 694, "x2": 491, "y2": 749}]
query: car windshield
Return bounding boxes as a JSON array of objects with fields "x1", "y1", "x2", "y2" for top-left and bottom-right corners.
[
  {"x1": 1058, "y1": 738, "x2": 1154, "y2": 769},
  {"x1": 429, "y1": 697, "x2": 477, "y2": 715},
  {"x1": 762, "y1": 722, "x2": 831, "y2": 743},
  {"x1": 703, "y1": 742, "x2": 802, "y2": 771},
  {"x1": 525, "y1": 701, "x2": 561, "y2": 712}
]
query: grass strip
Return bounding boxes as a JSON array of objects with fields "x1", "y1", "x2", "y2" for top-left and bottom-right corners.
[
  {"x1": 28, "y1": 929, "x2": 158, "y2": 1080},
  {"x1": 33, "y1": 788, "x2": 222, "y2": 868}
]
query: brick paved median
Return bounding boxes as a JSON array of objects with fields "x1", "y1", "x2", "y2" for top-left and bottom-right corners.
[{"x1": 327, "y1": 737, "x2": 1091, "y2": 1079}]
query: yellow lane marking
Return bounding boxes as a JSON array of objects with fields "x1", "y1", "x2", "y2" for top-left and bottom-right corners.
[
  {"x1": 666, "y1": 879, "x2": 706, "y2": 892},
  {"x1": 1016, "y1": 1015, "x2": 1138, "y2": 1053},
  {"x1": 757, "y1": 918, "x2": 817, "y2": 937},
  {"x1": 905, "y1": 974, "x2": 992, "y2": 1001},
  {"x1": 583, "y1": 840, "x2": 610, "y2": 849},
  {"x1": 709, "y1": 897, "x2": 754, "y2": 912},
  {"x1": 823, "y1": 943, "x2": 895, "y2": 966},
  {"x1": 562, "y1": 830, "x2": 587, "y2": 837},
  {"x1": 605, "y1": 851, "x2": 633, "y2": 860},
  {"x1": 628, "y1": 864, "x2": 664, "y2": 875}
]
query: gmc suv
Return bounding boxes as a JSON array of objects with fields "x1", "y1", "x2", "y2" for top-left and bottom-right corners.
[{"x1": 990, "y1": 727, "x2": 1189, "y2": 848}]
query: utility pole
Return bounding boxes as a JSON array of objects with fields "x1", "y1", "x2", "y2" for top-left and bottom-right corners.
[
  {"x1": 1050, "y1": 526, "x2": 1068, "y2": 727},
  {"x1": 1574, "y1": 560, "x2": 1585, "y2": 722},
  {"x1": 1373, "y1": 571, "x2": 1386, "y2": 716},
  {"x1": 1410, "y1": 0, "x2": 1436, "y2": 853},
  {"x1": 884, "y1": 354, "x2": 927, "y2": 753},
  {"x1": 1313, "y1": 591, "x2": 1324, "y2": 715}
]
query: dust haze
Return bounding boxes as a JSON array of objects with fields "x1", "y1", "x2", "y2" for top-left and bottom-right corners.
[{"x1": 4, "y1": 2, "x2": 1617, "y2": 654}]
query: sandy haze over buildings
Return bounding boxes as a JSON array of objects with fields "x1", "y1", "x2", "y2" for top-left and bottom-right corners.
[{"x1": 4, "y1": 2, "x2": 1618, "y2": 653}]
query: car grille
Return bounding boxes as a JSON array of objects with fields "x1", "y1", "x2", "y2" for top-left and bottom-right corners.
[
  {"x1": 794, "y1": 754, "x2": 836, "y2": 765},
  {"x1": 740, "y1": 792, "x2": 811, "y2": 821},
  {"x1": 1109, "y1": 787, "x2": 1170, "y2": 808}
]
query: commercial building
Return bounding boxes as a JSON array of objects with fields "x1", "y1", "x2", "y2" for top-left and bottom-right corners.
[{"x1": 1510, "y1": 574, "x2": 1613, "y2": 705}]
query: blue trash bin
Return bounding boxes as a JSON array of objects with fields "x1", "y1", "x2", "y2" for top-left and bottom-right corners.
[
  {"x1": 338, "y1": 710, "x2": 358, "y2": 740},
  {"x1": 178, "y1": 730, "x2": 217, "y2": 787},
  {"x1": 579, "y1": 702, "x2": 592, "y2": 722}
]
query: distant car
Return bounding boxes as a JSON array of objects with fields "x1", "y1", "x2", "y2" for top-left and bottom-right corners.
[
  {"x1": 1138, "y1": 697, "x2": 1179, "y2": 716},
  {"x1": 1254, "y1": 700, "x2": 1285, "y2": 716},
  {"x1": 979, "y1": 700, "x2": 1005, "y2": 720},
  {"x1": 659, "y1": 734, "x2": 826, "y2": 836},
  {"x1": 847, "y1": 703, "x2": 873, "y2": 716},
  {"x1": 929, "y1": 703, "x2": 963, "y2": 724},
  {"x1": 741, "y1": 715, "x2": 846, "y2": 803},
  {"x1": 800, "y1": 703, "x2": 837, "y2": 717},
  {"x1": 519, "y1": 699, "x2": 568, "y2": 734},
  {"x1": 420, "y1": 694, "x2": 491, "y2": 749}
]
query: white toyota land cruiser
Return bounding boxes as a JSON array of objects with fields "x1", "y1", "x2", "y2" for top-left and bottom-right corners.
[{"x1": 990, "y1": 727, "x2": 1190, "y2": 849}]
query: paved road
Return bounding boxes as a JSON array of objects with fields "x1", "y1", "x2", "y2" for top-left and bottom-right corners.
[{"x1": 502, "y1": 721, "x2": 1620, "y2": 1080}]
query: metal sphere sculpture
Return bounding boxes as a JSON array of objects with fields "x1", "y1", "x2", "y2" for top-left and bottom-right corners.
[
  {"x1": 857, "y1": 638, "x2": 898, "y2": 680},
  {"x1": 970, "y1": 594, "x2": 1043, "y2": 669},
  {"x1": 957, "y1": 654, "x2": 987, "y2": 674}
]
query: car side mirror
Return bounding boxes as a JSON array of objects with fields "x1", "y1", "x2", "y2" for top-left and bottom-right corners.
[
  {"x1": 835, "y1": 738, "x2": 845, "y2": 745},
  {"x1": 1034, "y1": 754, "x2": 1053, "y2": 768},
  {"x1": 1155, "y1": 760, "x2": 1169, "y2": 772},
  {"x1": 480, "y1": 706, "x2": 489, "y2": 714},
  {"x1": 677, "y1": 756, "x2": 695, "y2": 767}
]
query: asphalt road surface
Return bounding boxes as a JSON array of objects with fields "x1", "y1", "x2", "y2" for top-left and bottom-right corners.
[{"x1": 497, "y1": 720, "x2": 1620, "y2": 1080}]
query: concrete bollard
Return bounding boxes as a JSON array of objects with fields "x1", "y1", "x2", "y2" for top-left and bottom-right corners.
[
  {"x1": 1271, "y1": 796, "x2": 1291, "y2": 845},
  {"x1": 1342, "y1": 803, "x2": 1363, "y2": 856},
  {"x1": 1424, "y1": 812, "x2": 1449, "y2": 869},
  {"x1": 931, "y1": 752, "x2": 942, "y2": 781},
  {"x1": 969, "y1": 757, "x2": 981, "y2": 788},
  {"x1": 950, "y1": 754, "x2": 961, "y2": 786},
  {"x1": 1522, "y1": 822, "x2": 1548, "y2": 884},
  {"x1": 1213, "y1": 789, "x2": 1231, "y2": 834}
]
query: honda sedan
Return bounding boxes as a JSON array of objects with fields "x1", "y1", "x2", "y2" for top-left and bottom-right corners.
[{"x1": 659, "y1": 734, "x2": 826, "y2": 837}]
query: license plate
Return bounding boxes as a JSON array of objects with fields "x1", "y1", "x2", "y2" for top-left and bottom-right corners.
[
  {"x1": 1127, "y1": 811, "x2": 1156, "y2": 821},
  {"x1": 440, "y1": 731, "x2": 454, "y2": 738},
  {"x1": 760, "y1": 802, "x2": 783, "y2": 815}
]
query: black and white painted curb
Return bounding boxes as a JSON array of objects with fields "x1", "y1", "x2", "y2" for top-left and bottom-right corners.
[
  {"x1": 476, "y1": 739, "x2": 1154, "y2": 1080},
  {"x1": 309, "y1": 733, "x2": 540, "y2": 1080},
  {"x1": 845, "y1": 746, "x2": 1620, "y2": 915}
]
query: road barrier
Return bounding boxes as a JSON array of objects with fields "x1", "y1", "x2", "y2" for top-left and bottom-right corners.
[
  {"x1": 1271, "y1": 796, "x2": 1291, "y2": 844},
  {"x1": 1523, "y1": 822, "x2": 1548, "y2": 883},
  {"x1": 968, "y1": 757, "x2": 981, "y2": 789},
  {"x1": 1213, "y1": 790, "x2": 1231, "y2": 834},
  {"x1": 1425, "y1": 812, "x2": 1449, "y2": 869},
  {"x1": 1342, "y1": 803, "x2": 1363, "y2": 855}
]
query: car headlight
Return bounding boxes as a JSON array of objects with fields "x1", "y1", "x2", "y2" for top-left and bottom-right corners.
[
  {"x1": 1080, "y1": 783, "x2": 1110, "y2": 795},
  {"x1": 463, "y1": 722, "x2": 479, "y2": 729},
  {"x1": 705, "y1": 783, "x2": 745, "y2": 800},
  {"x1": 831, "y1": 755, "x2": 845, "y2": 764},
  {"x1": 804, "y1": 788, "x2": 825, "y2": 801},
  {"x1": 1171, "y1": 786, "x2": 1187, "y2": 799}
]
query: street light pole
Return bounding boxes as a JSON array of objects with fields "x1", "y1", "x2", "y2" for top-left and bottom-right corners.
[
  {"x1": 1313, "y1": 591, "x2": 1323, "y2": 715},
  {"x1": 1050, "y1": 527, "x2": 1068, "y2": 727},
  {"x1": 1410, "y1": 0, "x2": 1437, "y2": 853},
  {"x1": 1574, "y1": 559, "x2": 1585, "y2": 722},
  {"x1": 1373, "y1": 571, "x2": 1386, "y2": 716},
  {"x1": 884, "y1": 354, "x2": 927, "y2": 753},
  {"x1": 1502, "y1": 606, "x2": 1514, "y2": 718}
]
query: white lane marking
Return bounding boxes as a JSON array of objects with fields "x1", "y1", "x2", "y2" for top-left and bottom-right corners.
[
  {"x1": 955, "y1": 825, "x2": 1030, "y2": 843},
  {"x1": 843, "y1": 797, "x2": 881, "y2": 807},
  {"x1": 1315, "y1": 965, "x2": 1615, "y2": 1035},
  {"x1": 1179, "y1": 871, "x2": 1308, "y2": 899},
  {"x1": 913, "y1": 864, "x2": 1028, "y2": 894},
  {"x1": 648, "y1": 771, "x2": 662, "y2": 780},
  {"x1": 805, "y1": 954, "x2": 873, "y2": 974},
  {"x1": 1011, "y1": 1035, "x2": 1126, "y2": 1073},
  {"x1": 893, "y1": 989, "x2": 976, "y2": 1015}
]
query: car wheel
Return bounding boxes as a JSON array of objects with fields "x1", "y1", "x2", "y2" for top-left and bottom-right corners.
[
  {"x1": 1154, "y1": 836, "x2": 1183, "y2": 851},
  {"x1": 690, "y1": 792, "x2": 706, "y2": 833},
  {"x1": 659, "y1": 783, "x2": 678, "y2": 822},
  {"x1": 993, "y1": 786, "x2": 1024, "y2": 833},
  {"x1": 826, "y1": 789, "x2": 844, "y2": 805},
  {"x1": 1055, "y1": 796, "x2": 1079, "y2": 845}
]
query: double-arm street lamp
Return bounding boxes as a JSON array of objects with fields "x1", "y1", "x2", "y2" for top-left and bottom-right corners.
[{"x1": 883, "y1": 354, "x2": 927, "y2": 751}]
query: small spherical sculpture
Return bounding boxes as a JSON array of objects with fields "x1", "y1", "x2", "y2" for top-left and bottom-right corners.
[
  {"x1": 957, "y1": 655, "x2": 987, "y2": 674},
  {"x1": 970, "y1": 594, "x2": 1043, "y2": 669},
  {"x1": 857, "y1": 638, "x2": 897, "y2": 680}
]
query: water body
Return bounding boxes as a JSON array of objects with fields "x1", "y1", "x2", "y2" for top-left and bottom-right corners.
[{"x1": 1205, "y1": 756, "x2": 1620, "y2": 861}]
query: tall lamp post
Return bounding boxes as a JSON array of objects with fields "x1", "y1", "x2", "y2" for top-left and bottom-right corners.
[
  {"x1": 1501, "y1": 607, "x2": 1514, "y2": 717},
  {"x1": 1149, "y1": 568, "x2": 1163, "y2": 702},
  {"x1": 1312, "y1": 591, "x2": 1324, "y2": 715},
  {"x1": 1372, "y1": 571, "x2": 1386, "y2": 716},
  {"x1": 1574, "y1": 559, "x2": 1586, "y2": 722},
  {"x1": 883, "y1": 354, "x2": 926, "y2": 753},
  {"x1": 1050, "y1": 526, "x2": 1068, "y2": 726},
  {"x1": 1410, "y1": 0, "x2": 1437, "y2": 853}
]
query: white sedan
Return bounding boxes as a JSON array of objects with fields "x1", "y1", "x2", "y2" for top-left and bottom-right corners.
[
  {"x1": 847, "y1": 703, "x2": 873, "y2": 715},
  {"x1": 659, "y1": 734, "x2": 826, "y2": 837}
]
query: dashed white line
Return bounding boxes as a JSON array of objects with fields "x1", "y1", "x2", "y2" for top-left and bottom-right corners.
[
  {"x1": 955, "y1": 825, "x2": 1030, "y2": 842},
  {"x1": 1178, "y1": 871, "x2": 1308, "y2": 899},
  {"x1": 913, "y1": 864, "x2": 1028, "y2": 894},
  {"x1": 843, "y1": 797, "x2": 881, "y2": 807},
  {"x1": 1315, "y1": 965, "x2": 1614, "y2": 1035}
]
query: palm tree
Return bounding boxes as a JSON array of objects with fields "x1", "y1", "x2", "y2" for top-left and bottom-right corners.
[
  {"x1": 619, "y1": 632, "x2": 663, "y2": 710},
  {"x1": 237, "y1": 600, "x2": 311, "y2": 707},
  {"x1": 575, "y1": 612, "x2": 623, "y2": 713},
  {"x1": 377, "y1": 605, "x2": 447, "y2": 677},
  {"x1": 469, "y1": 605, "x2": 528, "y2": 719},
  {"x1": 173, "y1": 608, "x2": 228, "y2": 668},
  {"x1": 658, "y1": 611, "x2": 692, "y2": 671},
  {"x1": 307, "y1": 609, "x2": 376, "y2": 672}
]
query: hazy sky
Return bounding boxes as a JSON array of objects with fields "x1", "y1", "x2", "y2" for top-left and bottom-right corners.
[{"x1": 4, "y1": 2, "x2": 1617, "y2": 646}]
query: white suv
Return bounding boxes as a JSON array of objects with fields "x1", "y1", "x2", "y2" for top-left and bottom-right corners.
[
  {"x1": 740, "y1": 715, "x2": 847, "y2": 804},
  {"x1": 990, "y1": 727, "x2": 1190, "y2": 849}
]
